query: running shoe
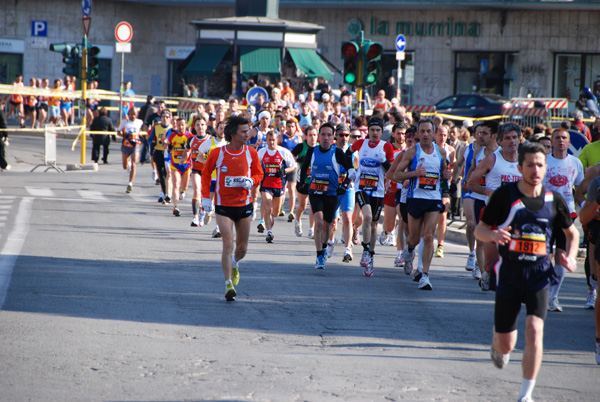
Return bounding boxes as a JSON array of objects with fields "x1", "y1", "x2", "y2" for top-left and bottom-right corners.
[
  {"x1": 266, "y1": 230, "x2": 274, "y2": 243},
  {"x1": 325, "y1": 239, "x2": 337, "y2": 259},
  {"x1": 585, "y1": 289, "x2": 597, "y2": 309},
  {"x1": 404, "y1": 248, "x2": 415, "y2": 275},
  {"x1": 225, "y1": 282, "x2": 236, "y2": 301},
  {"x1": 164, "y1": 196, "x2": 171, "y2": 204},
  {"x1": 360, "y1": 251, "x2": 370, "y2": 268},
  {"x1": 315, "y1": 254, "x2": 326, "y2": 269},
  {"x1": 394, "y1": 253, "x2": 405, "y2": 268},
  {"x1": 231, "y1": 256, "x2": 240, "y2": 286},
  {"x1": 418, "y1": 273, "x2": 432, "y2": 290},
  {"x1": 490, "y1": 345, "x2": 509, "y2": 369},
  {"x1": 548, "y1": 296, "x2": 563, "y2": 312},
  {"x1": 155, "y1": 179, "x2": 160, "y2": 185},
  {"x1": 308, "y1": 227, "x2": 314, "y2": 239},
  {"x1": 388, "y1": 232, "x2": 397, "y2": 247},
  {"x1": 472, "y1": 265, "x2": 481, "y2": 280},
  {"x1": 198, "y1": 212, "x2": 206, "y2": 227},
  {"x1": 279, "y1": 210, "x2": 285, "y2": 217},
  {"x1": 379, "y1": 231, "x2": 390, "y2": 246},
  {"x1": 152, "y1": 170, "x2": 157, "y2": 181},
  {"x1": 596, "y1": 341, "x2": 600, "y2": 365},
  {"x1": 157, "y1": 192, "x2": 165, "y2": 203},
  {"x1": 212, "y1": 226, "x2": 221, "y2": 238},
  {"x1": 126, "y1": 184, "x2": 133, "y2": 193},
  {"x1": 204, "y1": 211, "x2": 211, "y2": 225},
  {"x1": 480, "y1": 271, "x2": 490, "y2": 291},
  {"x1": 352, "y1": 228, "x2": 360, "y2": 245},
  {"x1": 435, "y1": 245, "x2": 444, "y2": 258},
  {"x1": 342, "y1": 247, "x2": 353, "y2": 263},
  {"x1": 257, "y1": 221, "x2": 265, "y2": 233},
  {"x1": 288, "y1": 212, "x2": 295, "y2": 222},
  {"x1": 251, "y1": 211, "x2": 256, "y2": 221},
  {"x1": 191, "y1": 216, "x2": 200, "y2": 227},
  {"x1": 180, "y1": 191, "x2": 186, "y2": 201},
  {"x1": 173, "y1": 207, "x2": 181, "y2": 217},
  {"x1": 294, "y1": 220, "x2": 302, "y2": 237},
  {"x1": 363, "y1": 257, "x2": 374, "y2": 277},
  {"x1": 465, "y1": 254, "x2": 476, "y2": 271},
  {"x1": 412, "y1": 268, "x2": 423, "y2": 282},
  {"x1": 518, "y1": 397, "x2": 534, "y2": 402}
]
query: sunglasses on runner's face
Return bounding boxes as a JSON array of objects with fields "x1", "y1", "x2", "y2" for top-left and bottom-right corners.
[
  {"x1": 337, "y1": 133, "x2": 350, "y2": 137},
  {"x1": 350, "y1": 135, "x2": 361, "y2": 139}
]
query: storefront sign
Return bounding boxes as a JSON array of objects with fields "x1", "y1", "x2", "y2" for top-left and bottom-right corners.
[
  {"x1": 368, "y1": 17, "x2": 480, "y2": 37},
  {"x1": 0, "y1": 39, "x2": 25, "y2": 54},
  {"x1": 165, "y1": 46, "x2": 194, "y2": 60}
]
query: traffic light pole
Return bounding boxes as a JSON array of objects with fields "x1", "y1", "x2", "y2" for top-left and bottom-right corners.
[
  {"x1": 356, "y1": 31, "x2": 364, "y2": 116},
  {"x1": 80, "y1": 34, "x2": 88, "y2": 165}
]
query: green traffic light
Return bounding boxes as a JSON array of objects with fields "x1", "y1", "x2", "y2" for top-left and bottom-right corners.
[
  {"x1": 345, "y1": 72, "x2": 356, "y2": 84},
  {"x1": 365, "y1": 74, "x2": 376, "y2": 84}
]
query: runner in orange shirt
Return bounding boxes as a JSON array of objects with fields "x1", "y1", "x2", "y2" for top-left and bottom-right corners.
[{"x1": 201, "y1": 116, "x2": 264, "y2": 301}]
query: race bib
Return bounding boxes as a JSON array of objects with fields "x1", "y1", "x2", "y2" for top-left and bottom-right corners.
[
  {"x1": 225, "y1": 176, "x2": 248, "y2": 188},
  {"x1": 508, "y1": 238, "x2": 547, "y2": 256},
  {"x1": 265, "y1": 163, "x2": 280, "y2": 177},
  {"x1": 478, "y1": 176, "x2": 486, "y2": 186},
  {"x1": 359, "y1": 173, "x2": 379, "y2": 191},
  {"x1": 418, "y1": 173, "x2": 439, "y2": 190},
  {"x1": 310, "y1": 178, "x2": 330, "y2": 194}
]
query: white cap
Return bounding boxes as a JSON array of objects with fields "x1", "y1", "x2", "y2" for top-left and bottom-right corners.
[
  {"x1": 298, "y1": 94, "x2": 305, "y2": 102},
  {"x1": 391, "y1": 98, "x2": 399, "y2": 104},
  {"x1": 258, "y1": 111, "x2": 271, "y2": 121},
  {"x1": 463, "y1": 119, "x2": 473, "y2": 128},
  {"x1": 321, "y1": 93, "x2": 330, "y2": 101},
  {"x1": 218, "y1": 99, "x2": 226, "y2": 105}
]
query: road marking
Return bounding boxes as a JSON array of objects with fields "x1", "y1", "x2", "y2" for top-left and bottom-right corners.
[
  {"x1": 0, "y1": 197, "x2": 33, "y2": 308},
  {"x1": 25, "y1": 187, "x2": 55, "y2": 197},
  {"x1": 78, "y1": 190, "x2": 109, "y2": 201}
]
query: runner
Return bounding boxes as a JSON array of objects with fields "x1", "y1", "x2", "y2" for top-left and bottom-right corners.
[
  {"x1": 182, "y1": 117, "x2": 211, "y2": 226},
  {"x1": 292, "y1": 126, "x2": 319, "y2": 238},
  {"x1": 118, "y1": 107, "x2": 144, "y2": 194},
  {"x1": 542, "y1": 128, "x2": 584, "y2": 311},
  {"x1": 147, "y1": 109, "x2": 173, "y2": 203},
  {"x1": 257, "y1": 131, "x2": 296, "y2": 243},
  {"x1": 475, "y1": 142, "x2": 578, "y2": 402},
  {"x1": 201, "y1": 116, "x2": 263, "y2": 301},
  {"x1": 433, "y1": 124, "x2": 456, "y2": 258},
  {"x1": 352, "y1": 116, "x2": 396, "y2": 277},
  {"x1": 166, "y1": 117, "x2": 192, "y2": 216},
  {"x1": 468, "y1": 122, "x2": 522, "y2": 290},
  {"x1": 393, "y1": 118, "x2": 452, "y2": 289},
  {"x1": 248, "y1": 110, "x2": 270, "y2": 220},
  {"x1": 280, "y1": 119, "x2": 303, "y2": 222},
  {"x1": 297, "y1": 122, "x2": 355, "y2": 269}
]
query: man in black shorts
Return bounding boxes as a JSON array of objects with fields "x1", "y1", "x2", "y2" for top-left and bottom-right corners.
[{"x1": 475, "y1": 142, "x2": 579, "y2": 402}]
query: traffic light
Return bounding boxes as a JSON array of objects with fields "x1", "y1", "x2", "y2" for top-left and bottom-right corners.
[
  {"x1": 341, "y1": 41, "x2": 359, "y2": 85},
  {"x1": 49, "y1": 43, "x2": 80, "y2": 76},
  {"x1": 362, "y1": 40, "x2": 383, "y2": 86},
  {"x1": 87, "y1": 44, "x2": 101, "y2": 80}
]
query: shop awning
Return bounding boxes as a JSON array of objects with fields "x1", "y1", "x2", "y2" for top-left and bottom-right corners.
[
  {"x1": 240, "y1": 46, "x2": 281, "y2": 75},
  {"x1": 288, "y1": 48, "x2": 333, "y2": 81},
  {"x1": 182, "y1": 45, "x2": 230, "y2": 76}
]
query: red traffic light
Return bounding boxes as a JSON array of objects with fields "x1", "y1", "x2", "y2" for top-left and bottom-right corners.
[
  {"x1": 364, "y1": 42, "x2": 383, "y2": 60},
  {"x1": 341, "y1": 42, "x2": 359, "y2": 59}
]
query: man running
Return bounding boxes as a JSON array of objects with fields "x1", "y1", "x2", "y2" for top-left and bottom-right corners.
[
  {"x1": 292, "y1": 126, "x2": 319, "y2": 238},
  {"x1": 475, "y1": 142, "x2": 578, "y2": 402},
  {"x1": 257, "y1": 130, "x2": 296, "y2": 243},
  {"x1": 182, "y1": 117, "x2": 210, "y2": 226},
  {"x1": 393, "y1": 118, "x2": 451, "y2": 290},
  {"x1": 166, "y1": 117, "x2": 192, "y2": 217},
  {"x1": 433, "y1": 124, "x2": 456, "y2": 258},
  {"x1": 298, "y1": 122, "x2": 356, "y2": 269},
  {"x1": 201, "y1": 116, "x2": 264, "y2": 301},
  {"x1": 147, "y1": 110, "x2": 173, "y2": 203},
  {"x1": 118, "y1": 107, "x2": 144, "y2": 194},
  {"x1": 542, "y1": 128, "x2": 584, "y2": 311},
  {"x1": 351, "y1": 116, "x2": 396, "y2": 276},
  {"x1": 468, "y1": 122, "x2": 522, "y2": 290}
]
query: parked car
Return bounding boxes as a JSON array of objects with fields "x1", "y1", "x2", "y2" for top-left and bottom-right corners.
[{"x1": 434, "y1": 93, "x2": 512, "y2": 119}]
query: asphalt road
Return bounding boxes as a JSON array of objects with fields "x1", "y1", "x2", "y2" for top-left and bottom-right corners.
[{"x1": 0, "y1": 135, "x2": 597, "y2": 401}]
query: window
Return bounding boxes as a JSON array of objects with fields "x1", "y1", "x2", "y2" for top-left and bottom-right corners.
[
  {"x1": 455, "y1": 52, "x2": 519, "y2": 98},
  {"x1": 554, "y1": 53, "x2": 600, "y2": 113}
]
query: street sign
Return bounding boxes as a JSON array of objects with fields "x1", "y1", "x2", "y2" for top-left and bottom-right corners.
[
  {"x1": 81, "y1": 0, "x2": 92, "y2": 17},
  {"x1": 31, "y1": 20, "x2": 48, "y2": 37},
  {"x1": 29, "y1": 37, "x2": 47, "y2": 49},
  {"x1": 115, "y1": 21, "x2": 133, "y2": 43},
  {"x1": 115, "y1": 42, "x2": 131, "y2": 53},
  {"x1": 246, "y1": 86, "x2": 269, "y2": 105},
  {"x1": 395, "y1": 34, "x2": 406, "y2": 52},
  {"x1": 567, "y1": 130, "x2": 589, "y2": 157}
]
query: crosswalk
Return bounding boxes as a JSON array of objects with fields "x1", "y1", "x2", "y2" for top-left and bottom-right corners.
[
  {"x1": 0, "y1": 196, "x2": 16, "y2": 234},
  {"x1": 12, "y1": 186, "x2": 159, "y2": 203}
]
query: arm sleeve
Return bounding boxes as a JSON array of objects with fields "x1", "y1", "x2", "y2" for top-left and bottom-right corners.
[
  {"x1": 291, "y1": 143, "x2": 303, "y2": 157},
  {"x1": 553, "y1": 192, "x2": 574, "y2": 229},
  {"x1": 335, "y1": 148, "x2": 354, "y2": 171},
  {"x1": 480, "y1": 186, "x2": 511, "y2": 226}
]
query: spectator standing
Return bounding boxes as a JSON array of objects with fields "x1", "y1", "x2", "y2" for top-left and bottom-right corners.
[{"x1": 90, "y1": 107, "x2": 116, "y2": 164}]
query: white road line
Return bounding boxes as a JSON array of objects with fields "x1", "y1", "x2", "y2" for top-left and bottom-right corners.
[
  {"x1": 25, "y1": 187, "x2": 55, "y2": 197},
  {"x1": 0, "y1": 197, "x2": 33, "y2": 308},
  {"x1": 77, "y1": 190, "x2": 109, "y2": 202},
  {"x1": 0, "y1": 205, "x2": 11, "y2": 210}
]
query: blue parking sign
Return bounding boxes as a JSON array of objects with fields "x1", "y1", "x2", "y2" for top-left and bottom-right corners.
[{"x1": 31, "y1": 20, "x2": 48, "y2": 37}]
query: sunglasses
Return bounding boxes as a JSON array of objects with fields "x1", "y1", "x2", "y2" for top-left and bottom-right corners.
[
  {"x1": 337, "y1": 133, "x2": 350, "y2": 137},
  {"x1": 350, "y1": 135, "x2": 361, "y2": 139}
]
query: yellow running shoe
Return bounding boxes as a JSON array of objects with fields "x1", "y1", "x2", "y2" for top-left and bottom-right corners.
[
  {"x1": 231, "y1": 256, "x2": 240, "y2": 286},
  {"x1": 435, "y1": 245, "x2": 444, "y2": 258}
]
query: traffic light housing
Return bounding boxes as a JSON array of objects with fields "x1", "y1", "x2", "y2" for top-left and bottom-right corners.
[
  {"x1": 341, "y1": 41, "x2": 359, "y2": 85},
  {"x1": 49, "y1": 43, "x2": 80, "y2": 76},
  {"x1": 87, "y1": 45, "x2": 101, "y2": 80},
  {"x1": 362, "y1": 40, "x2": 383, "y2": 87}
]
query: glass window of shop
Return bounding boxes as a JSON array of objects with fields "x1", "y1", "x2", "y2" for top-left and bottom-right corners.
[
  {"x1": 0, "y1": 53, "x2": 23, "y2": 84},
  {"x1": 380, "y1": 51, "x2": 415, "y2": 105},
  {"x1": 455, "y1": 52, "x2": 519, "y2": 98},
  {"x1": 553, "y1": 53, "x2": 600, "y2": 111}
]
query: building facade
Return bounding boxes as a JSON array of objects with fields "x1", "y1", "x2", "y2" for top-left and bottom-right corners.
[{"x1": 1, "y1": 0, "x2": 599, "y2": 112}]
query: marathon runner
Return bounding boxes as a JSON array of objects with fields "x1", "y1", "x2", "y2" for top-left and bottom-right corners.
[
  {"x1": 166, "y1": 117, "x2": 192, "y2": 217},
  {"x1": 147, "y1": 109, "x2": 173, "y2": 203},
  {"x1": 292, "y1": 126, "x2": 319, "y2": 238},
  {"x1": 182, "y1": 117, "x2": 211, "y2": 227},
  {"x1": 433, "y1": 124, "x2": 456, "y2": 258},
  {"x1": 118, "y1": 107, "x2": 144, "y2": 194}
]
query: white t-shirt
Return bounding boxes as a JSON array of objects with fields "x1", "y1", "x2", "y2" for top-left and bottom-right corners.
[
  {"x1": 117, "y1": 118, "x2": 143, "y2": 135},
  {"x1": 543, "y1": 154, "x2": 584, "y2": 214}
]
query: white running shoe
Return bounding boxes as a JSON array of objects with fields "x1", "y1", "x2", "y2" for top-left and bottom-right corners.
[
  {"x1": 191, "y1": 216, "x2": 200, "y2": 227},
  {"x1": 394, "y1": 253, "x2": 405, "y2": 268},
  {"x1": 472, "y1": 266, "x2": 481, "y2": 280},
  {"x1": 379, "y1": 231, "x2": 389, "y2": 246},
  {"x1": 180, "y1": 191, "x2": 186, "y2": 201},
  {"x1": 388, "y1": 232, "x2": 396, "y2": 247},
  {"x1": 363, "y1": 257, "x2": 374, "y2": 277},
  {"x1": 418, "y1": 273, "x2": 432, "y2": 290},
  {"x1": 465, "y1": 254, "x2": 476, "y2": 271},
  {"x1": 294, "y1": 220, "x2": 302, "y2": 237},
  {"x1": 212, "y1": 226, "x2": 221, "y2": 238},
  {"x1": 548, "y1": 296, "x2": 563, "y2": 312},
  {"x1": 480, "y1": 271, "x2": 490, "y2": 291},
  {"x1": 204, "y1": 211, "x2": 212, "y2": 225},
  {"x1": 325, "y1": 239, "x2": 337, "y2": 259},
  {"x1": 198, "y1": 212, "x2": 206, "y2": 227},
  {"x1": 152, "y1": 170, "x2": 157, "y2": 181},
  {"x1": 585, "y1": 289, "x2": 596, "y2": 309},
  {"x1": 308, "y1": 227, "x2": 314, "y2": 239},
  {"x1": 490, "y1": 345, "x2": 510, "y2": 369},
  {"x1": 404, "y1": 247, "x2": 415, "y2": 275},
  {"x1": 342, "y1": 247, "x2": 353, "y2": 263},
  {"x1": 360, "y1": 251, "x2": 370, "y2": 267}
]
